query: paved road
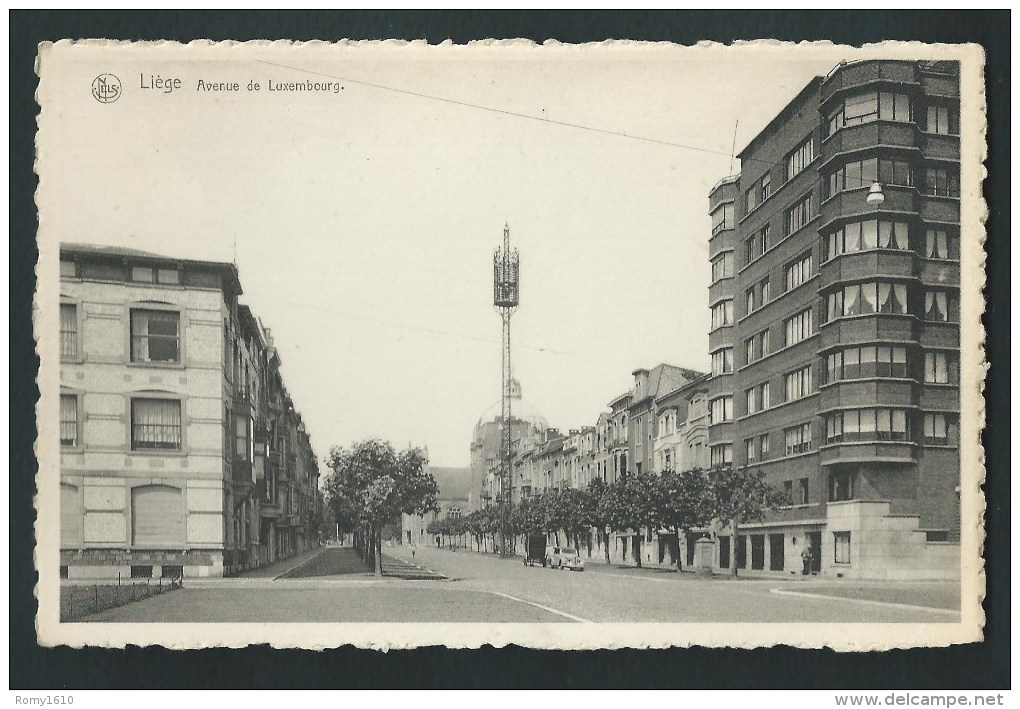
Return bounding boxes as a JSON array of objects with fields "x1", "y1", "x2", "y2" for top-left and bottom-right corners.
[{"x1": 81, "y1": 545, "x2": 961, "y2": 623}]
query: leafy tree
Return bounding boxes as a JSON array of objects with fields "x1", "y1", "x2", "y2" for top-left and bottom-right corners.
[
  {"x1": 656, "y1": 468, "x2": 713, "y2": 572},
  {"x1": 709, "y1": 465, "x2": 789, "y2": 577},
  {"x1": 602, "y1": 476, "x2": 659, "y2": 568},
  {"x1": 584, "y1": 478, "x2": 614, "y2": 565},
  {"x1": 323, "y1": 439, "x2": 438, "y2": 576}
]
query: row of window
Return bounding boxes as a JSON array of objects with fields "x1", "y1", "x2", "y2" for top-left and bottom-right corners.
[
  {"x1": 825, "y1": 410, "x2": 958, "y2": 446},
  {"x1": 825, "y1": 283, "x2": 958, "y2": 323},
  {"x1": 60, "y1": 394, "x2": 182, "y2": 450},
  {"x1": 61, "y1": 260, "x2": 182, "y2": 285},
  {"x1": 717, "y1": 344, "x2": 955, "y2": 388},
  {"x1": 825, "y1": 158, "x2": 960, "y2": 199},
  {"x1": 827, "y1": 92, "x2": 959, "y2": 137},
  {"x1": 709, "y1": 411, "x2": 958, "y2": 469},
  {"x1": 60, "y1": 303, "x2": 182, "y2": 364}
]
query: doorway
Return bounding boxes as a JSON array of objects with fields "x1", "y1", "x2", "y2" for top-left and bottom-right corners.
[
  {"x1": 769, "y1": 533, "x2": 785, "y2": 571},
  {"x1": 808, "y1": 531, "x2": 822, "y2": 573}
]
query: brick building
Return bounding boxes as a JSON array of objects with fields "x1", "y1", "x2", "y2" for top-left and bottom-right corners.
[
  {"x1": 706, "y1": 60, "x2": 961, "y2": 580},
  {"x1": 58, "y1": 243, "x2": 320, "y2": 579}
]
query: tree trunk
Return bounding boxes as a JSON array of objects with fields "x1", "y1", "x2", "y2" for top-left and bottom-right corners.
[
  {"x1": 603, "y1": 529, "x2": 611, "y2": 565},
  {"x1": 675, "y1": 527, "x2": 683, "y2": 573},
  {"x1": 731, "y1": 518, "x2": 739, "y2": 578},
  {"x1": 374, "y1": 525, "x2": 383, "y2": 577},
  {"x1": 634, "y1": 533, "x2": 642, "y2": 568}
]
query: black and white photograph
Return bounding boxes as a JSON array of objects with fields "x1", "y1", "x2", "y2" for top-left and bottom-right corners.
[{"x1": 33, "y1": 38, "x2": 985, "y2": 651}]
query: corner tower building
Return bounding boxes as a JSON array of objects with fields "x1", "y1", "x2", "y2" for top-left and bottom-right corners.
[{"x1": 706, "y1": 60, "x2": 961, "y2": 580}]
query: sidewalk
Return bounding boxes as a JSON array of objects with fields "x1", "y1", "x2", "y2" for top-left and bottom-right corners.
[{"x1": 236, "y1": 545, "x2": 328, "y2": 579}]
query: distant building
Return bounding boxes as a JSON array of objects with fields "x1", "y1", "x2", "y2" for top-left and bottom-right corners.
[
  {"x1": 58, "y1": 243, "x2": 319, "y2": 579},
  {"x1": 706, "y1": 60, "x2": 961, "y2": 579},
  {"x1": 469, "y1": 378, "x2": 547, "y2": 511},
  {"x1": 402, "y1": 465, "x2": 471, "y2": 546}
]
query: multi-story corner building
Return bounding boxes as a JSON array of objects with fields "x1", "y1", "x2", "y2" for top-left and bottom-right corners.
[
  {"x1": 58, "y1": 243, "x2": 319, "y2": 579},
  {"x1": 706, "y1": 60, "x2": 961, "y2": 580}
]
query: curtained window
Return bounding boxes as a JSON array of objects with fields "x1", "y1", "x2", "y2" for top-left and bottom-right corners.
[
  {"x1": 60, "y1": 394, "x2": 78, "y2": 447},
  {"x1": 131, "y1": 398, "x2": 182, "y2": 450},
  {"x1": 60, "y1": 303, "x2": 78, "y2": 358}
]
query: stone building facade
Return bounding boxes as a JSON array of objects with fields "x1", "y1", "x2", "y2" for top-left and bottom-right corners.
[{"x1": 58, "y1": 243, "x2": 320, "y2": 580}]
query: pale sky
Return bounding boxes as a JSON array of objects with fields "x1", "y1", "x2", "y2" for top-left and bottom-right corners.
[{"x1": 39, "y1": 42, "x2": 883, "y2": 467}]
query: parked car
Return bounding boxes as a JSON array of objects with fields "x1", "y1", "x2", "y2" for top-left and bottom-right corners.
[{"x1": 545, "y1": 546, "x2": 585, "y2": 571}]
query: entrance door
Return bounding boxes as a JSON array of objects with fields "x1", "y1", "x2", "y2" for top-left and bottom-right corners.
[
  {"x1": 686, "y1": 535, "x2": 697, "y2": 568},
  {"x1": 735, "y1": 535, "x2": 747, "y2": 569},
  {"x1": 769, "y1": 534, "x2": 785, "y2": 571},
  {"x1": 750, "y1": 535, "x2": 765, "y2": 570},
  {"x1": 808, "y1": 531, "x2": 822, "y2": 573},
  {"x1": 719, "y1": 536, "x2": 730, "y2": 569}
]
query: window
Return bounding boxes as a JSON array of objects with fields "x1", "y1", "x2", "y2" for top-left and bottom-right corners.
[
  {"x1": 784, "y1": 308, "x2": 814, "y2": 346},
  {"x1": 923, "y1": 413, "x2": 957, "y2": 445},
  {"x1": 825, "y1": 408, "x2": 909, "y2": 443},
  {"x1": 130, "y1": 309, "x2": 181, "y2": 363},
  {"x1": 924, "y1": 351, "x2": 957, "y2": 384},
  {"x1": 784, "y1": 422, "x2": 813, "y2": 456},
  {"x1": 744, "y1": 172, "x2": 771, "y2": 213},
  {"x1": 785, "y1": 193, "x2": 815, "y2": 235},
  {"x1": 711, "y1": 203, "x2": 734, "y2": 235},
  {"x1": 757, "y1": 225, "x2": 770, "y2": 256},
  {"x1": 744, "y1": 277, "x2": 769, "y2": 315},
  {"x1": 744, "y1": 237, "x2": 756, "y2": 265},
  {"x1": 829, "y1": 471, "x2": 855, "y2": 502},
  {"x1": 926, "y1": 103, "x2": 958, "y2": 135},
  {"x1": 745, "y1": 329, "x2": 770, "y2": 364},
  {"x1": 924, "y1": 166, "x2": 960, "y2": 198},
  {"x1": 834, "y1": 531, "x2": 851, "y2": 564},
  {"x1": 758, "y1": 434, "x2": 770, "y2": 460},
  {"x1": 827, "y1": 282, "x2": 908, "y2": 320},
  {"x1": 711, "y1": 348, "x2": 733, "y2": 376},
  {"x1": 825, "y1": 158, "x2": 914, "y2": 200},
  {"x1": 745, "y1": 382, "x2": 769, "y2": 415},
  {"x1": 60, "y1": 260, "x2": 77, "y2": 278},
  {"x1": 924, "y1": 290, "x2": 952, "y2": 321},
  {"x1": 710, "y1": 443, "x2": 733, "y2": 467},
  {"x1": 710, "y1": 300, "x2": 734, "y2": 330},
  {"x1": 827, "y1": 346, "x2": 908, "y2": 381},
  {"x1": 60, "y1": 303, "x2": 78, "y2": 358},
  {"x1": 925, "y1": 228, "x2": 958, "y2": 259},
  {"x1": 745, "y1": 438, "x2": 756, "y2": 461},
  {"x1": 827, "y1": 91, "x2": 911, "y2": 135},
  {"x1": 60, "y1": 394, "x2": 78, "y2": 447},
  {"x1": 132, "y1": 266, "x2": 181, "y2": 284},
  {"x1": 783, "y1": 480, "x2": 793, "y2": 501},
  {"x1": 784, "y1": 252, "x2": 813, "y2": 292},
  {"x1": 825, "y1": 220, "x2": 909, "y2": 260},
  {"x1": 784, "y1": 366, "x2": 813, "y2": 402},
  {"x1": 785, "y1": 135, "x2": 815, "y2": 181},
  {"x1": 131, "y1": 398, "x2": 183, "y2": 451},
  {"x1": 711, "y1": 252, "x2": 733, "y2": 282},
  {"x1": 798, "y1": 478, "x2": 810, "y2": 505},
  {"x1": 710, "y1": 396, "x2": 733, "y2": 424}
]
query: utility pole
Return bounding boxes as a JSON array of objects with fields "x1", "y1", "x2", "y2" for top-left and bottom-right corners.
[{"x1": 492, "y1": 223, "x2": 519, "y2": 558}]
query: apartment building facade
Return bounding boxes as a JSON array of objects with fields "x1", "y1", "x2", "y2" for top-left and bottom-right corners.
[
  {"x1": 58, "y1": 243, "x2": 319, "y2": 579},
  {"x1": 706, "y1": 60, "x2": 961, "y2": 580}
]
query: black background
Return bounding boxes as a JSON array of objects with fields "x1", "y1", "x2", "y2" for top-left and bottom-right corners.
[{"x1": 10, "y1": 10, "x2": 1010, "y2": 689}]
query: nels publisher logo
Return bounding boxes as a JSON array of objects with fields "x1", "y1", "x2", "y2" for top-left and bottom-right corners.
[{"x1": 91, "y1": 74, "x2": 121, "y2": 104}]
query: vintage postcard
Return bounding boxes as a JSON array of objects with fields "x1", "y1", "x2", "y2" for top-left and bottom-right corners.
[{"x1": 34, "y1": 39, "x2": 986, "y2": 650}]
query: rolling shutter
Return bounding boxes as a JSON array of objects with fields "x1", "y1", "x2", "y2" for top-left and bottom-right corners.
[
  {"x1": 60, "y1": 483, "x2": 83, "y2": 548},
  {"x1": 131, "y1": 485, "x2": 184, "y2": 546}
]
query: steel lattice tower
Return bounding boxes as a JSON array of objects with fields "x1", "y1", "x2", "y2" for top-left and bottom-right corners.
[{"x1": 493, "y1": 223, "x2": 519, "y2": 558}]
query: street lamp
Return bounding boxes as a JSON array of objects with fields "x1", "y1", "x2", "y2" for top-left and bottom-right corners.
[{"x1": 866, "y1": 182, "x2": 886, "y2": 206}]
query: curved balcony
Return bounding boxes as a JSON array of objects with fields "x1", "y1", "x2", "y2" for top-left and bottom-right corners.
[
  {"x1": 819, "y1": 379, "x2": 916, "y2": 412},
  {"x1": 821, "y1": 121, "x2": 920, "y2": 159},
  {"x1": 819, "y1": 314, "x2": 916, "y2": 351},
  {"x1": 820, "y1": 186, "x2": 919, "y2": 231},
  {"x1": 917, "y1": 320, "x2": 960, "y2": 351},
  {"x1": 918, "y1": 385, "x2": 959, "y2": 412},
  {"x1": 820, "y1": 60, "x2": 920, "y2": 108},
  {"x1": 819, "y1": 441, "x2": 917, "y2": 466},
  {"x1": 819, "y1": 250, "x2": 917, "y2": 291}
]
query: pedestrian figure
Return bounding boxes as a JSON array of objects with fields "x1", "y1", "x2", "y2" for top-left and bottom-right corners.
[
  {"x1": 411, "y1": 542, "x2": 416, "y2": 561},
  {"x1": 801, "y1": 544, "x2": 813, "y2": 576}
]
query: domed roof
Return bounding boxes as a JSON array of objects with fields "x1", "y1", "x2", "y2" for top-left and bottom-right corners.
[{"x1": 473, "y1": 379, "x2": 548, "y2": 441}]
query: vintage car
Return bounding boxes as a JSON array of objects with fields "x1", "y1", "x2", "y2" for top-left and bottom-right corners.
[{"x1": 545, "y1": 545, "x2": 585, "y2": 571}]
